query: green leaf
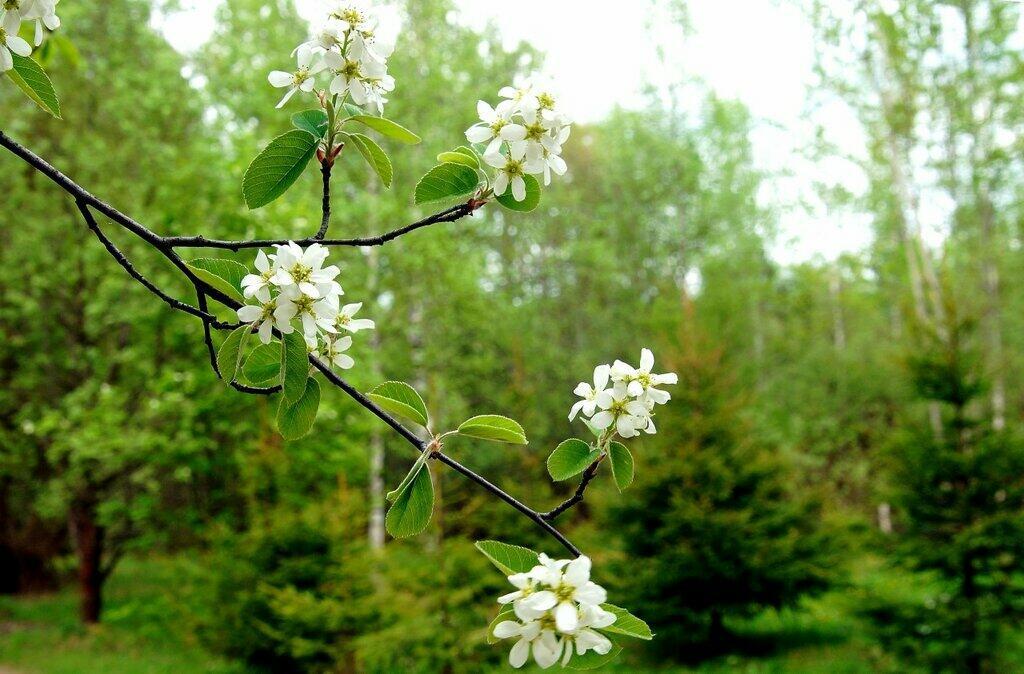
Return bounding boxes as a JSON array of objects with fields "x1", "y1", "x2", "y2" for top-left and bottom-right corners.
[
  {"x1": 280, "y1": 331, "x2": 310, "y2": 404},
  {"x1": 242, "y1": 343, "x2": 281, "y2": 385},
  {"x1": 347, "y1": 133, "x2": 394, "y2": 188},
  {"x1": 437, "y1": 148, "x2": 479, "y2": 169},
  {"x1": 599, "y1": 604, "x2": 653, "y2": 640},
  {"x1": 385, "y1": 462, "x2": 434, "y2": 538},
  {"x1": 414, "y1": 163, "x2": 481, "y2": 205},
  {"x1": 386, "y1": 450, "x2": 430, "y2": 503},
  {"x1": 367, "y1": 381, "x2": 429, "y2": 428},
  {"x1": 496, "y1": 174, "x2": 542, "y2": 213},
  {"x1": 242, "y1": 130, "x2": 320, "y2": 209},
  {"x1": 342, "y1": 102, "x2": 365, "y2": 118},
  {"x1": 608, "y1": 442, "x2": 635, "y2": 492},
  {"x1": 487, "y1": 606, "x2": 517, "y2": 644},
  {"x1": 291, "y1": 109, "x2": 329, "y2": 138},
  {"x1": 187, "y1": 258, "x2": 248, "y2": 303},
  {"x1": 547, "y1": 439, "x2": 601, "y2": 481},
  {"x1": 276, "y1": 377, "x2": 321, "y2": 441},
  {"x1": 7, "y1": 54, "x2": 61, "y2": 119},
  {"x1": 217, "y1": 326, "x2": 250, "y2": 383},
  {"x1": 474, "y1": 540, "x2": 540, "y2": 576},
  {"x1": 348, "y1": 115, "x2": 421, "y2": 144},
  {"x1": 458, "y1": 415, "x2": 528, "y2": 445},
  {"x1": 566, "y1": 645, "x2": 624, "y2": 670}
]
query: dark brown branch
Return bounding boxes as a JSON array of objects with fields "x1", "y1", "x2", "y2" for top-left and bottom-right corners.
[
  {"x1": 1, "y1": 130, "x2": 581, "y2": 558},
  {"x1": 197, "y1": 291, "x2": 221, "y2": 378},
  {"x1": 161, "y1": 203, "x2": 477, "y2": 251},
  {"x1": 75, "y1": 200, "x2": 215, "y2": 323},
  {"x1": 542, "y1": 455, "x2": 605, "y2": 521},
  {"x1": 315, "y1": 160, "x2": 332, "y2": 240}
]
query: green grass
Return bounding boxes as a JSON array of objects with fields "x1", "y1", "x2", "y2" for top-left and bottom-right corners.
[{"x1": 0, "y1": 556, "x2": 243, "y2": 674}]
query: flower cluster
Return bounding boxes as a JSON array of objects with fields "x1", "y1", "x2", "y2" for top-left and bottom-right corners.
[
  {"x1": 235, "y1": 243, "x2": 375, "y2": 370},
  {"x1": 466, "y1": 78, "x2": 573, "y2": 201},
  {"x1": 0, "y1": 0, "x2": 59, "y2": 72},
  {"x1": 269, "y1": 0, "x2": 395, "y2": 111},
  {"x1": 493, "y1": 554, "x2": 616, "y2": 669},
  {"x1": 569, "y1": 349, "x2": 677, "y2": 438}
]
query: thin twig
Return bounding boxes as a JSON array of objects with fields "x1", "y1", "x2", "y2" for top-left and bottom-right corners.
[
  {"x1": 197, "y1": 291, "x2": 221, "y2": 378},
  {"x1": 315, "y1": 160, "x2": 331, "y2": 240},
  {"x1": 75, "y1": 200, "x2": 214, "y2": 323},
  {"x1": 161, "y1": 203, "x2": 477, "y2": 251},
  {"x1": 542, "y1": 456, "x2": 605, "y2": 521}
]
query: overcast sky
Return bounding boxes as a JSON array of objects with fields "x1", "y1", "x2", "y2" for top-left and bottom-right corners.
[{"x1": 155, "y1": 0, "x2": 875, "y2": 265}]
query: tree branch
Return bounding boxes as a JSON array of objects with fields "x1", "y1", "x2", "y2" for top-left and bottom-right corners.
[
  {"x1": 1, "y1": 130, "x2": 581, "y2": 558},
  {"x1": 542, "y1": 456, "x2": 605, "y2": 521},
  {"x1": 315, "y1": 160, "x2": 332, "y2": 240}
]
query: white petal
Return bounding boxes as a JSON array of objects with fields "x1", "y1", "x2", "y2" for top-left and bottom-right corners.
[
  {"x1": 593, "y1": 365, "x2": 610, "y2": 391},
  {"x1": 564, "y1": 555, "x2": 591, "y2": 586},
  {"x1": 268, "y1": 71, "x2": 293, "y2": 87},
  {"x1": 574, "y1": 581, "x2": 607, "y2": 607},
  {"x1": 7, "y1": 35, "x2": 31, "y2": 57},
  {"x1": 492, "y1": 172, "x2": 510, "y2": 198},
  {"x1": 590, "y1": 411, "x2": 614, "y2": 430},
  {"x1": 237, "y1": 305, "x2": 262, "y2": 323},
  {"x1": 568, "y1": 400, "x2": 586, "y2": 421},
  {"x1": 554, "y1": 601, "x2": 579, "y2": 633},
  {"x1": 640, "y1": 348, "x2": 655, "y2": 372},
  {"x1": 509, "y1": 638, "x2": 530, "y2": 668},
  {"x1": 466, "y1": 125, "x2": 493, "y2": 143},
  {"x1": 494, "y1": 621, "x2": 523, "y2": 639},
  {"x1": 500, "y1": 124, "x2": 527, "y2": 142},
  {"x1": 521, "y1": 590, "x2": 557, "y2": 612},
  {"x1": 258, "y1": 320, "x2": 274, "y2": 344},
  {"x1": 512, "y1": 176, "x2": 526, "y2": 202},
  {"x1": 0, "y1": 47, "x2": 13, "y2": 73}
]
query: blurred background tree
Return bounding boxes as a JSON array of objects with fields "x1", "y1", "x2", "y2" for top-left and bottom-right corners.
[{"x1": 3, "y1": 0, "x2": 1024, "y2": 672}]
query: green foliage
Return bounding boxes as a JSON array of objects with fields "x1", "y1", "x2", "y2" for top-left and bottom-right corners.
[
  {"x1": 280, "y1": 332, "x2": 309, "y2": 403},
  {"x1": 457, "y1": 415, "x2": 528, "y2": 445},
  {"x1": 291, "y1": 109, "x2": 329, "y2": 138},
  {"x1": 437, "y1": 147, "x2": 479, "y2": 169},
  {"x1": 474, "y1": 540, "x2": 540, "y2": 576},
  {"x1": 242, "y1": 130, "x2": 320, "y2": 209},
  {"x1": 600, "y1": 604, "x2": 654, "y2": 641},
  {"x1": 346, "y1": 115, "x2": 421, "y2": 144},
  {"x1": 495, "y1": 174, "x2": 541, "y2": 212},
  {"x1": 367, "y1": 381, "x2": 429, "y2": 428},
  {"x1": 277, "y1": 377, "x2": 321, "y2": 441},
  {"x1": 7, "y1": 53, "x2": 61, "y2": 118},
  {"x1": 187, "y1": 258, "x2": 248, "y2": 303},
  {"x1": 547, "y1": 438, "x2": 600, "y2": 481},
  {"x1": 242, "y1": 343, "x2": 280, "y2": 385},
  {"x1": 385, "y1": 462, "x2": 434, "y2": 538},
  {"x1": 864, "y1": 320, "x2": 1024, "y2": 673},
  {"x1": 414, "y1": 163, "x2": 481, "y2": 204},
  {"x1": 606, "y1": 339, "x2": 839, "y2": 658},
  {"x1": 346, "y1": 132, "x2": 394, "y2": 188},
  {"x1": 216, "y1": 325, "x2": 250, "y2": 383},
  {"x1": 607, "y1": 442, "x2": 634, "y2": 492}
]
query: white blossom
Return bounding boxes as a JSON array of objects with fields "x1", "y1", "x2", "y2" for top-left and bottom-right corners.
[
  {"x1": 237, "y1": 298, "x2": 294, "y2": 345},
  {"x1": 484, "y1": 142, "x2": 543, "y2": 202},
  {"x1": 334, "y1": 302, "x2": 375, "y2": 334},
  {"x1": 275, "y1": 285, "x2": 339, "y2": 339},
  {"x1": 317, "y1": 334, "x2": 355, "y2": 370},
  {"x1": 519, "y1": 555, "x2": 607, "y2": 633},
  {"x1": 492, "y1": 553, "x2": 617, "y2": 669},
  {"x1": 571, "y1": 349, "x2": 675, "y2": 439},
  {"x1": 569, "y1": 365, "x2": 610, "y2": 421},
  {"x1": 469, "y1": 76, "x2": 574, "y2": 200},
  {"x1": 465, "y1": 100, "x2": 525, "y2": 156},
  {"x1": 268, "y1": 45, "x2": 326, "y2": 109},
  {"x1": 0, "y1": 10, "x2": 31, "y2": 73},
  {"x1": 241, "y1": 250, "x2": 277, "y2": 303},
  {"x1": 20, "y1": 0, "x2": 59, "y2": 46},
  {"x1": 271, "y1": 242, "x2": 341, "y2": 300},
  {"x1": 611, "y1": 348, "x2": 678, "y2": 404}
]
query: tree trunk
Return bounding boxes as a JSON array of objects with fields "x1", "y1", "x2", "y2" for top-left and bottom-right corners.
[
  {"x1": 366, "y1": 247, "x2": 386, "y2": 551},
  {"x1": 69, "y1": 500, "x2": 104, "y2": 624}
]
